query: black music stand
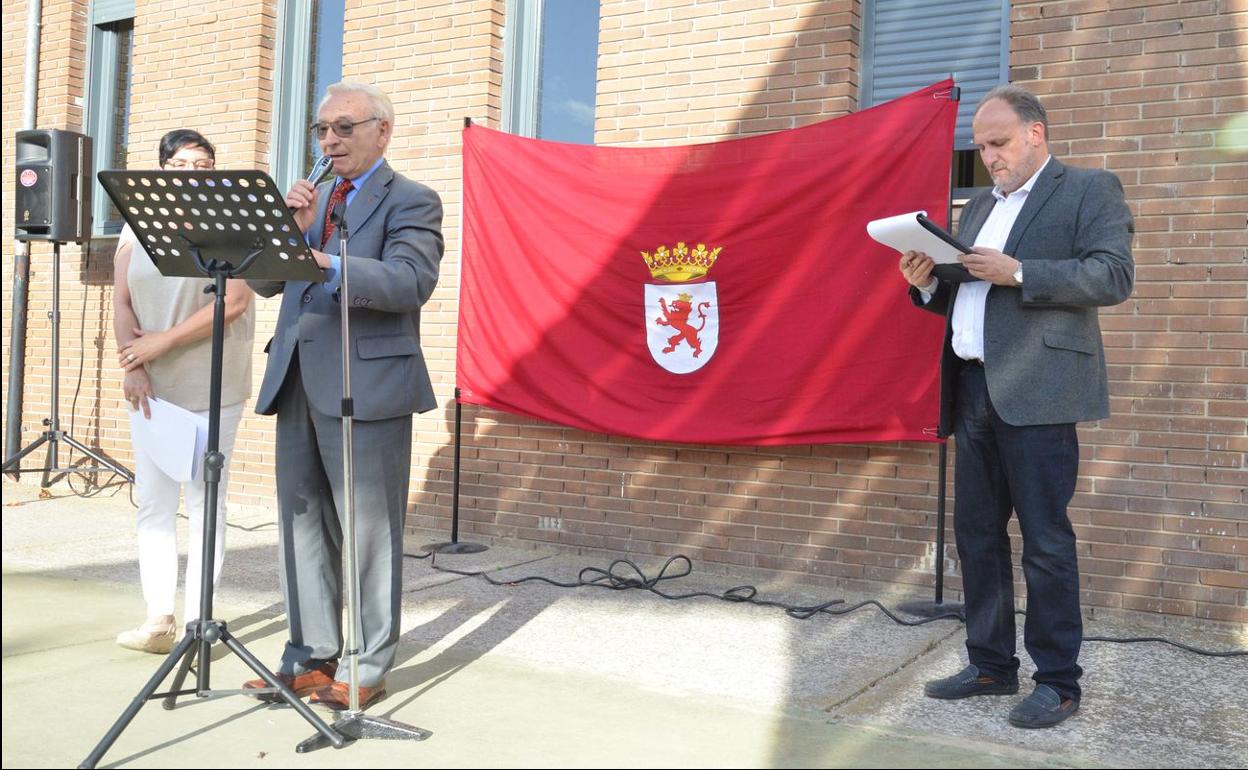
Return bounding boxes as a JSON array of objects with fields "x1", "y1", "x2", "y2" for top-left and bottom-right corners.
[{"x1": 79, "y1": 169, "x2": 345, "y2": 768}]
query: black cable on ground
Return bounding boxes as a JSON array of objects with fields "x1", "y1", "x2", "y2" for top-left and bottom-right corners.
[
  {"x1": 1080, "y1": 632, "x2": 1246, "y2": 658},
  {"x1": 408, "y1": 550, "x2": 1247, "y2": 659}
]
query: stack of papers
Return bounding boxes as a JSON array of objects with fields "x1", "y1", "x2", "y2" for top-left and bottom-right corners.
[
  {"x1": 866, "y1": 210, "x2": 974, "y2": 282},
  {"x1": 129, "y1": 398, "x2": 209, "y2": 482}
]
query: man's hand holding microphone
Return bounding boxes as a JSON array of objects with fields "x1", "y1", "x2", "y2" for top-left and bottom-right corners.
[{"x1": 286, "y1": 154, "x2": 335, "y2": 269}]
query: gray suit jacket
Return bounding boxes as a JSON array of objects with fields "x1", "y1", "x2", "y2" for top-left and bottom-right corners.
[
  {"x1": 913, "y1": 158, "x2": 1134, "y2": 435},
  {"x1": 250, "y1": 160, "x2": 444, "y2": 421}
]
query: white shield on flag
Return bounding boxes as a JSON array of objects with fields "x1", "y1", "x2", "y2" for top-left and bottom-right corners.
[{"x1": 645, "y1": 282, "x2": 718, "y2": 374}]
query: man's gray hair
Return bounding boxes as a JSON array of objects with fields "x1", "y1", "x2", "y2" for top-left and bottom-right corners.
[
  {"x1": 320, "y1": 81, "x2": 395, "y2": 126},
  {"x1": 977, "y1": 84, "x2": 1048, "y2": 134}
]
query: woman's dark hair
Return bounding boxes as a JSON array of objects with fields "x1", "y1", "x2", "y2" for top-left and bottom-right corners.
[{"x1": 158, "y1": 129, "x2": 216, "y2": 166}]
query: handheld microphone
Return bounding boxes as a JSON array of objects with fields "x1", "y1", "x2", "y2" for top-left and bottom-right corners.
[
  {"x1": 290, "y1": 155, "x2": 335, "y2": 216},
  {"x1": 306, "y1": 154, "x2": 334, "y2": 187}
]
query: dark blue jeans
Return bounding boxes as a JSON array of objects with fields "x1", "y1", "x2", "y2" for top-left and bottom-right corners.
[{"x1": 953, "y1": 364, "x2": 1083, "y2": 702}]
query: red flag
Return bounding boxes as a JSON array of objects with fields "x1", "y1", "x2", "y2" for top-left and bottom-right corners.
[{"x1": 458, "y1": 80, "x2": 955, "y2": 445}]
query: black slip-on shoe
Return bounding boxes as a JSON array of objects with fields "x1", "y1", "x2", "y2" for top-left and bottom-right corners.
[
  {"x1": 924, "y1": 664, "x2": 1020, "y2": 700},
  {"x1": 1008, "y1": 684, "x2": 1079, "y2": 728}
]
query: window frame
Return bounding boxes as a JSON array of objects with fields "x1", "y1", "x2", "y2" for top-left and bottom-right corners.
[
  {"x1": 503, "y1": 0, "x2": 601, "y2": 143},
  {"x1": 502, "y1": 0, "x2": 545, "y2": 138},
  {"x1": 271, "y1": 0, "x2": 345, "y2": 192},
  {"x1": 859, "y1": 0, "x2": 1010, "y2": 196},
  {"x1": 271, "y1": 0, "x2": 317, "y2": 192},
  {"x1": 84, "y1": 1, "x2": 135, "y2": 236}
]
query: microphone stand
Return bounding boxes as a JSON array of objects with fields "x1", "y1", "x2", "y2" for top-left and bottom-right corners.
[{"x1": 297, "y1": 200, "x2": 431, "y2": 751}]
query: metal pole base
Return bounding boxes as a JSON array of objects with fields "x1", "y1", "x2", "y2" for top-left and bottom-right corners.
[
  {"x1": 896, "y1": 599, "x2": 965, "y2": 620},
  {"x1": 419, "y1": 540, "x2": 489, "y2": 555},
  {"x1": 297, "y1": 712, "x2": 432, "y2": 753}
]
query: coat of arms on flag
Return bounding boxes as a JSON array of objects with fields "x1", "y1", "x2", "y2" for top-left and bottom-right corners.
[{"x1": 641, "y1": 242, "x2": 721, "y2": 374}]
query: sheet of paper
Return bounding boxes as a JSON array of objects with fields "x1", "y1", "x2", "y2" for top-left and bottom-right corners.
[
  {"x1": 129, "y1": 398, "x2": 209, "y2": 482},
  {"x1": 866, "y1": 210, "x2": 966, "y2": 265}
]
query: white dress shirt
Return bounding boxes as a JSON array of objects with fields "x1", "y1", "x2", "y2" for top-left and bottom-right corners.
[{"x1": 925, "y1": 156, "x2": 1051, "y2": 362}]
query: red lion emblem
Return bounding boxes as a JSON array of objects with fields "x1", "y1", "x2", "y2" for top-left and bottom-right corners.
[{"x1": 655, "y1": 293, "x2": 711, "y2": 357}]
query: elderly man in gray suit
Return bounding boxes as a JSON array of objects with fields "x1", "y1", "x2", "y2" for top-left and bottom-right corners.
[
  {"x1": 900, "y1": 84, "x2": 1134, "y2": 728},
  {"x1": 243, "y1": 81, "x2": 443, "y2": 710}
]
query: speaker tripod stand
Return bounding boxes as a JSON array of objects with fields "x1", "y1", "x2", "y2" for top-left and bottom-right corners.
[{"x1": 3, "y1": 240, "x2": 134, "y2": 486}]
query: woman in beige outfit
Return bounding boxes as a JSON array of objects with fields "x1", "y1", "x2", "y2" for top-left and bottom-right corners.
[{"x1": 111, "y1": 130, "x2": 255, "y2": 653}]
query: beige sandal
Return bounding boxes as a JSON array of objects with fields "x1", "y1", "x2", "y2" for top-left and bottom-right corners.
[{"x1": 115, "y1": 622, "x2": 176, "y2": 654}]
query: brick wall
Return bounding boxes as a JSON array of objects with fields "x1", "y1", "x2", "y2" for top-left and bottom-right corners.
[
  {"x1": 597, "y1": 0, "x2": 859, "y2": 144},
  {"x1": 2, "y1": 0, "x2": 1244, "y2": 628}
]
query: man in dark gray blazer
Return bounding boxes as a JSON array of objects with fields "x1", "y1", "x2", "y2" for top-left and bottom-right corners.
[
  {"x1": 900, "y1": 85, "x2": 1134, "y2": 728},
  {"x1": 243, "y1": 81, "x2": 443, "y2": 711}
]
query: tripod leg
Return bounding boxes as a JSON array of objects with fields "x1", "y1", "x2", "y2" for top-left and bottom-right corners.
[
  {"x1": 79, "y1": 632, "x2": 199, "y2": 769},
  {"x1": 217, "y1": 627, "x2": 345, "y2": 749},
  {"x1": 62, "y1": 433, "x2": 135, "y2": 483},
  {"x1": 161, "y1": 636, "x2": 197, "y2": 710},
  {"x1": 1, "y1": 433, "x2": 48, "y2": 474}
]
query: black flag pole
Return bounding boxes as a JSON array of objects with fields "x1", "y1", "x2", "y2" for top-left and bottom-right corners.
[
  {"x1": 420, "y1": 116, "x2": 489, "y2": 556},
  {"x1": 898, "y1": 81, "x2": 964, "y2": 621},
  {"x1": 421, "y1": 387, "x2": 488, "y2": 555}
]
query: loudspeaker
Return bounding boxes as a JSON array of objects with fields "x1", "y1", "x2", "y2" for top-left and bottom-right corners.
[{"x1": 15, "y1": 129, "x2": 93, "y2": 242}]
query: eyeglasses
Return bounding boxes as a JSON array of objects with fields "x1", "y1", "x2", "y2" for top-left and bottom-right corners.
[
  {"x1": 165, "y1": 159, "x2": 215, "y2": 170},
  {"x1": 310, "y1": 117, "x2": 379, "y2": 139}
]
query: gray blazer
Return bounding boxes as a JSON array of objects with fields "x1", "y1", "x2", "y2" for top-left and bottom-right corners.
[
  {"x1": 914, "y1": 158, "x2": 1135, "y2": 435},
  {"x1": 250, "y1": 160, "x2": 444, "y2": 421}
]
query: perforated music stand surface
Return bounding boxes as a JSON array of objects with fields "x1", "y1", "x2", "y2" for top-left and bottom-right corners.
[{"x1": 98, "y1": 169, "x2": 324, "y2": 282}]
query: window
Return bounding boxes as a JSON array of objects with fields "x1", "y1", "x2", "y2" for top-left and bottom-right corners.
[
  {"x1": 271, "y1": 0, "x2": 345, "y2": 190},
  {"x1": 85, "y1": 1, "x2": 135, "y2": 235},
  {"x1": 503, "y1": 0, "x2": 601, "y2": 144},
  {"x1": 860, "y1": 0, "x2": 1008, "y2": 195}
]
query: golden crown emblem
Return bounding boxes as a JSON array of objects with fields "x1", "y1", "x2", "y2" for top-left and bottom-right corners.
[{"x1": 641, "y1": 242, "x2": 722, "y2": 283}]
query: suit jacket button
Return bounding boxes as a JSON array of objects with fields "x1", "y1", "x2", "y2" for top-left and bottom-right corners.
[{"x1": 302, "y1": 293, "x2": 312, "y2": 304}]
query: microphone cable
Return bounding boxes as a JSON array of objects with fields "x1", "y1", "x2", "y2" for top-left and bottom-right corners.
[{"x1": 406, "y1": 550, "x2": 1247, "y2": 659}]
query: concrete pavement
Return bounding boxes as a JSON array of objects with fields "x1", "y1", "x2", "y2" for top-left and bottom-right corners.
[{"x1": 2, "y1": 477, "x2": 1245, "y2": 768}]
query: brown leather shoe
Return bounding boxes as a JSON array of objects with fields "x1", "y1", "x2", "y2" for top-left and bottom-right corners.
[
  {"x1": 308, "y1": 679, "x2": 387, "y2": 711},
  {"x1": 242, "y1": 659, "x2": 338, "y2": 703}
]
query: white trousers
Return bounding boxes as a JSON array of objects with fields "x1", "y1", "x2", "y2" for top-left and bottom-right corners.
[{"x1": 130, "y1": 401, "x2": 243, "y2": 621}]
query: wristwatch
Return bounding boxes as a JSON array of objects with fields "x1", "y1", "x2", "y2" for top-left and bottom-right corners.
[{"x1": 1012, "y1": 264, "x2": 1023, "y2": 286}]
